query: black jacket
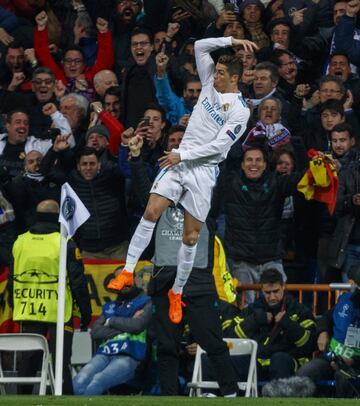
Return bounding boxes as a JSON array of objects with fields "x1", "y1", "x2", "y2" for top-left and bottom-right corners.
[
  {"x1": 221, "y1": 168, "x2": 305, "y2": 264},
  {"x1": 7, "y1": 174, "x2": 60, "y2": 233},
  {"x1": 222, "y1": 294, "x2": 316, "y2": 361},
  {"x1": 120, "y1": 57, "x2": 157, "y2": 129},
  {"x1": 40, "y1": 149, "x2": 129, "y2": 252},
  {"x1": 328, "y1": 162, "x2": 360, "y2": 268}
]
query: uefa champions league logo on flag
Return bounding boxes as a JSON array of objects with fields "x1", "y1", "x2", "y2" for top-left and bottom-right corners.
[{"x1": 62, "y1": 196, "x2": 76, "y2": 221}]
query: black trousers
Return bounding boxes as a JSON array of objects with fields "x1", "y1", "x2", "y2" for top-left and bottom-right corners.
[
  {"x1": 152, "y1": 293, "x2": 238, "y2": 396},
  {"x1": 19, "y1": 321, "x2": 74, "y2": 395}
]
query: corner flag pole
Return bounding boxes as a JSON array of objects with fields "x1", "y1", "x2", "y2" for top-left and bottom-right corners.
[
  {"x1": 55, "y1": 222, "x2": 68, "y2": 395},
  {"x1": 56, "y1": 182, "x2": 90, "y2": 396}
]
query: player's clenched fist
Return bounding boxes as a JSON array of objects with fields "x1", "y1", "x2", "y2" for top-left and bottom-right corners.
[
  {"x1": 36, "y1": 11, "x2": 48, "y2": 31},
  {"x1": 42, "y1": 103, "x2": 57, "y2": 116},
  {"x1": 96, "y1": 17, "x2": 109, "y2": 33}
]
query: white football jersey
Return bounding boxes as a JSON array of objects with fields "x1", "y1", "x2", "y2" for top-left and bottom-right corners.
[{"x1": 177, "y1": 37, "x2": 250, "y2": 166}]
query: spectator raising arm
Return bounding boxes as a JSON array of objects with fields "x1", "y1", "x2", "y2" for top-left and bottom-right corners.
[{"x1": 334, "y1": 0, "x2": 360, "y2": 67}]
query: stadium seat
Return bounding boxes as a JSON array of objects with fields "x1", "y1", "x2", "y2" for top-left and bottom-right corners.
[
  {"x1": 71, "y1": 329, "x2": 93, "y2": 376},
  {"x1": 0, "y1": 333, "x2": 54, "y2": 395},
  {"x1": 188, "y1": 338, "x2": 258, "y2": 397}
]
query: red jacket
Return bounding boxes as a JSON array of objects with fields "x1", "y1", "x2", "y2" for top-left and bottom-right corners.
[
  {"x1": 98, "y1": 111, "x2": 124, "y2": 157},
  {"x1": 34, "y1": 27, "x2": 114, "y2": 86}
]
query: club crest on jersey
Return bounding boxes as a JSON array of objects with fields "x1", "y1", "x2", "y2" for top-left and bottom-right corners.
[
  {"x1": 222, "y1": 103, "x2": 230, "y2": 111},
  {"x1": 234, "y1": 124, "x2": 242, "y2": 134}
]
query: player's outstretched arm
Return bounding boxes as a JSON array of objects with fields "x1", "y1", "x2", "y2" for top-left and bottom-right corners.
[
  {"x1": 195, "y1": 37, "x2": 258, "y2": 86},
  {"x1": 194, "y1": 37, "x2": 232, "y2": 85}
]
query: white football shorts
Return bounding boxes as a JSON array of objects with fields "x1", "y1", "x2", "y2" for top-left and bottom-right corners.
[{"x1": 150, "y1": 161, "x2": 219, "y2": 222}]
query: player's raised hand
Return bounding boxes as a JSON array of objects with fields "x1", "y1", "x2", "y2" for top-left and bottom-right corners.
[
  {"x1": 8, "y1": 72, "x2": 25, "y2": 91},
  {"x1": 53, "y1": 134, "x2": 71, "y2": 152},
  {"x1": 216, "y1": 10, "x2": 237, "y2": 29},
  {"x1": 292, "y1": 8, "x2": 306, "y2": 26},
  {"x1": 54, "y1": 80, "x2": 66, "y2": 99},
  {"x1": 35, "y1": 11, "x2": 48, "y2": 31},
  {"x1": 121, "y1": 127, "x2": 135, "y2": 146},
  {"x1": 96, "y1": 17, "x2": 109, "y2": 33},
  {"x1": 91, "y1": 101, "x2": 103, "y2": 114},
  {"x1": 42, "y1": 103, "x2": 57, "y2": 116},
  {"x1": 156, "y1": 45, "x2": 169, "y2": 78},
  {"x1": 347, "y1": 0, "x2": 360, "y2": 17},
  {"x1": 242, "y1": 70, "x2": 256, "y2": 84},
  {"x1": 294, "y1": 84, "x2": 311, "y2": 98},
  {"x1": 158, "y1": 151, "x2": 181, "y2": 169},
  {"x1": 166, "y1": 22, "x2": 180, "y2": 39},
  {"x1": 231, "y1": 38, "x2": 259, "y2": 53},
  {"x1": 128, "y1": 134, "x2": 144, "y2": 157},
  {"x1": 0, "y1": 27, "x2": 13, "y2": 46}
]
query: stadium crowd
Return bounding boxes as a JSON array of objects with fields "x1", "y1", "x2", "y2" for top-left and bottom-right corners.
[{"x1": 1, "y1": 0, "x2": 360, "y2": 398}]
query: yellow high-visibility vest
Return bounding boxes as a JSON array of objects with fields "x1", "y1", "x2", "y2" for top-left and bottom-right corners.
[
  {"x1": 213, "y1": 236, "x2": 237, "y2": 303},
  {"x1": 12, "y1": 231, "x2": 72, "y2": 323}
]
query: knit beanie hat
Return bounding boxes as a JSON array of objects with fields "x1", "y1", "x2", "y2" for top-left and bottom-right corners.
[
  {"x1": 86, "y1": 125, "x2": 110, "y2": 141},
  {"x1": 239, "y1": 0, "x2": 265, "y2": 15}
]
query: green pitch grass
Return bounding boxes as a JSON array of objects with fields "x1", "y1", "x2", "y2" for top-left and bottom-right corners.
[{"x1": 0, "y1": 397, "x2": 359, "y2": 406}]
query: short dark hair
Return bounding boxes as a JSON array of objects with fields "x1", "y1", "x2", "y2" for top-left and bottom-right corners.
[
  {"x1": 63, "y1": 45, "x2": 85, "y2": 61},
  {"x1": 183, "y1": 75, "x2": 201, "y2": 90},
  {"x1": 320, "y1": 99, "x2": 344, "y2": 116},
  {"x1": 168, "y1": 125, "x2": 186, "y2": 136},
  {"x1": 32, "y1": 66, "x2": 55, "y2": 81},
  {"x1": 270, "y1": 146, "x2": 295, "y2": 170},
  {"x1": 260, "y1": 269, "x2": 284, "y2": 285},
  {"x1": 255, "y1": 61, "x2": 280, "y2": 82},
  {"x1": 6, "y1": 110, "x2": 29, "y2": 123},
  {"x1": 330, "y1": 122, "x2": 354, "y2": 139},
  {"x1": 7, "y1": 41, "x2": 24, "y2": 51},
  {"x1": 319, "y1": 74, "x2": 346, "y2": 96},
  {"x1": 218, "y1": 54, "x2": 243, "y2": 78},
  {"x1": 104, "y1": 85, "x2": 122, "y2": 99},
  {"x1": 270, "y1": 49, "x2": 293, "y2": 67},
  {"x1": 130, "y1": 27, "x2": 153, "y2": 43},
  {"x1": 241, "y1": 143, "x2": 269, "y2": 163},
  {"x1": 144, "y1": 103, "x2": 166, "y2": 122},
  {"x1": 329, "y1": 52, "x2": 350, "y2": 64},
  {"x1": 77, "y1": 147, "x2": 99, "y2": 162}
]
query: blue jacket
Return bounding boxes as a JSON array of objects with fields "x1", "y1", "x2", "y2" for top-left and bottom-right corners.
[
  {"x1": 0, "y1": 7, "x2": 18, "y2": 32},
  {"x1": 332, "y1": 292, "x2": 360, "y2": 344},
  {"x1": 334, "y1": 15, "x2": 360, "y2": 67},
  {"x1": 154, "y1": 73, "x2": 193, "y2": 125}
]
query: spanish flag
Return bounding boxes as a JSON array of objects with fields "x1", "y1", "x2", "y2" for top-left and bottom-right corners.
[
  {"x1": 0, "y1": 266, "x2": 20, "y2": 333},
  {"x1": 297, "y1": 149, "x2": 338, "y2": 215}
]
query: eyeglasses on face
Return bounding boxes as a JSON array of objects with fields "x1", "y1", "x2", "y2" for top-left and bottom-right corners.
[{"x1": 33, "y1": 78, "x2": 55, "y2": 85}]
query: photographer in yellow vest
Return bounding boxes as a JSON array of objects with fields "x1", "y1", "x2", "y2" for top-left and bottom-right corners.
[{"x1": 8, "y1": 199, "x2": 92, "y2": 394}]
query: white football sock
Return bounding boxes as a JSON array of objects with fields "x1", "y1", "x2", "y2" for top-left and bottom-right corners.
[
  {"x1": 172, "y1": 242, "x2": 198, "y2": 294},
  {"x1": 124, "y1": 217, "x2": 156, "y2": 273}
]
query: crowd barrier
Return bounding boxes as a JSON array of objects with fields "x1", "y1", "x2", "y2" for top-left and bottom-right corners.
[{"x1": 236, "y1": 283, "x2": 347, "y2": 316}]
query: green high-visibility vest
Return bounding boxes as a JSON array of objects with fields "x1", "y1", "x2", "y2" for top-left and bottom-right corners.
[{"x1": 12, "y1": 231, "x2": 72, "y2": 323}]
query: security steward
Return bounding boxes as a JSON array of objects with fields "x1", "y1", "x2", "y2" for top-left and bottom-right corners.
[
  {"x1": 8, "y1": 199, "x2": 92, "y2": 394},
  {"x1": 222, "y1": 268, "x2": 316, "y2": 381}
]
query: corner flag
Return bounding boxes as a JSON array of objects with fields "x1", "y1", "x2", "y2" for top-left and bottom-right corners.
[
  {"x1": 55, "y1": 182, "x2": 90, "y2": 395},
  {"x1": 59, "y1": 182, "x2": 90, "y2": 237}
]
